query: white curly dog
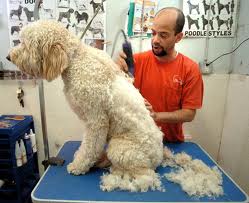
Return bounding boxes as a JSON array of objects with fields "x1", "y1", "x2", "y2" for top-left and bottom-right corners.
[{"x1": 8, "y1": 20, "x2": 164, "y2": 192}]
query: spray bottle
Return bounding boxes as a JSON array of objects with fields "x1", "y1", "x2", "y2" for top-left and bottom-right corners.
[
  {"x1": 20, "y1": 139, "x2": 27, "y2": 164},
  {"x1": 29, "y1": 129, "x2": 37, "y2": 153},
  {"x1": 15, "y1": 141, "x2": 22, "y2": 167},
  {"x1": 24, "y1": 133, "x2": 32, "y2": 158}
]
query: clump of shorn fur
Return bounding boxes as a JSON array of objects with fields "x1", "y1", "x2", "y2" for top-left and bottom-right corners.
[
  {"x1": 101, "y1": 168, "x2": 164, "y2": 192},
  {"x1": 163, "y1": 150, "x2": 223, "y2": 197}
]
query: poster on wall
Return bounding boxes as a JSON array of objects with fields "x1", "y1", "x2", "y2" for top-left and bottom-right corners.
[
  {"x1": 7, "y1": 0, "x2": 106, "y2": 50},
  {"x1": 183, "y1": 0, "x2": 238, "y2": 38},
  {"x1": 132, "y1": 0, "x2": 157, "y2": 35},
  {"x1": 7, "y1": 0, "x2": 56, "y2": 48},
  {"x1": 0, "y1": 1, "x2": 3, "y2": 15},
  {"x1": 56, "y1": 0, "x2": 106, "y2": 50}
]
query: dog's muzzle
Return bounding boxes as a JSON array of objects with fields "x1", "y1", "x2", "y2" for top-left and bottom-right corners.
[{"x1": 6, "y1": 55, "x2": 11, "y2": 61}]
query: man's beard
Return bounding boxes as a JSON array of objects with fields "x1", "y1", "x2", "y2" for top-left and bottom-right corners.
[{"x1": 152, "y1": 44, "x2": 167, "y2": 57}]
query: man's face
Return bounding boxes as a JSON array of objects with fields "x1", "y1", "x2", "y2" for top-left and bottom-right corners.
[{"x1": 151, "y1": 12, "x2": 180, "y2": 57}]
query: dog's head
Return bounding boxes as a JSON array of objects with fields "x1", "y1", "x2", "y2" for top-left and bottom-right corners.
[
  {"x1": 23, "y1": 7, "x2": 29, "y2": 12},
  {"x1": 7, "y1": 20, "x2": 80, "y2": 81},
  {"x1": 68, "y1": 8, "x2": 74, "y2": 13},
  {"x1": 74, "y1": 11, "x2": 79, "y2": 17}
]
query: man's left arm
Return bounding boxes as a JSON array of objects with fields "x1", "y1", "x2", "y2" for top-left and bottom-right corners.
[
  {"x1": 151, "y1": 109, "x2": 196, "y2": 123},
  {"x1": 145, "y1": 99, "x2": 196, "y2": 123},
  {"x1": 146, "y1": 63, "x2": 203, "y2": 123}
]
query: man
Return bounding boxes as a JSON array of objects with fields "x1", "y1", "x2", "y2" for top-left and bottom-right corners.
[{"x1": 116, "y1": 7, "x2": 203, "y2": 142}]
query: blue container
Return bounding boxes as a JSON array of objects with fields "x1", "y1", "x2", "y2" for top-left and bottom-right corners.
[
  {"x1": 0, "y1": 115, "x2": 39, "y2": 203},
  {"x1": 0, "y1": 115, "x2": 34, "y2": 173}
]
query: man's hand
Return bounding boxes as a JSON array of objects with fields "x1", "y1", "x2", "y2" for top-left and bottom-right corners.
[
  {"x1": 115, "y1": 51, "x2": 128, "y2": 73},
  {"x1": 144, "y1": 99, "x2": 157, "y2": 120}
]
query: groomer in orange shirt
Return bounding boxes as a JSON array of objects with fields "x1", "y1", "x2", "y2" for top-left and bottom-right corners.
[{"x1": 116, "y1": 7, "x2": 203, "y2": 142}]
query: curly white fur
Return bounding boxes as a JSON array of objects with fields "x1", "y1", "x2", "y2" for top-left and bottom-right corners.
[
  {"x1": 163, "y1": 151, "x2": 223, "y2": 197},
  {"x1": 8, "y1": 20, "x2": 164, "y2": 192}
]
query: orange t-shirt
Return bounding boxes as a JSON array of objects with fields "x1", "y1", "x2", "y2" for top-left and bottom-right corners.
[{"x1": 133, "y1": 51, "x2": 203, "y2": 142}]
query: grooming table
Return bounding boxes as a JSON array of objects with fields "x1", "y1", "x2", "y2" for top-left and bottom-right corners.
[{"x1": 32, "y1": 141, "x2": 248, "y2": 203}]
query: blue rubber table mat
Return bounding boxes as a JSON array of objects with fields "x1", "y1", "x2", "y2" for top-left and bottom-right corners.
[{"x1": 32, "y1": 141, "x2": 248, "y2": 202}]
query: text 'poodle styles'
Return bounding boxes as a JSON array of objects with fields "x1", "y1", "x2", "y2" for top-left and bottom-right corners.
[{"x1": 7, "y1": 20, "x2": 164, "y2": 192}]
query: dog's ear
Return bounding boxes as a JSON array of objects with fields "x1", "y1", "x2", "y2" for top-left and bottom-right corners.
[{"x1": 42, "y1": 43, "x2": 68, "y2": 81}]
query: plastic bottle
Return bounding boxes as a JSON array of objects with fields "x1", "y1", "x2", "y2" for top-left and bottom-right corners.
[
  {"x1": 24, "y1": 133, "x2": 32, "y2": 158},
  {"x1": 29, "y1": 129, "x2": 37, "y2": 153},
  {"x1": 20, "y1": 139, "x2": 27, "y2": 164},
  {"x1": 15, "y1": 141, "x2": 22, "y2": 167},
  {"x1": 0, "y1": 179, "x2": 4, "y2": 188}
]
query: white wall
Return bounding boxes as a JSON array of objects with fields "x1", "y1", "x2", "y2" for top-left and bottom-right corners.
[
  {"x1": 184, "y1": 74, "x2": 229, "y2": 159},
  {"x1": 0, "y1": 0, "x2": 248, "y2": 196},
  {"x1": 217, "y1": 0, "x2": 249, "y2": 194},
  {"x1": 219, "y1": 74, "x2": 249, "y2": 194}
]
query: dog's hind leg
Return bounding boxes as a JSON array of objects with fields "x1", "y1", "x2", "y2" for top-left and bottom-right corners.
[{"x1": 101, "y1": 137, "x2": 163, "y2": 191}]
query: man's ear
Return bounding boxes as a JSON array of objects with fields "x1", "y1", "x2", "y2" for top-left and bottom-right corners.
[
  {"x1": 42, "y1": 43, "x2": 68, "y2": 81},
  {"x1": 175, "y1": 32, "x2": 184, "y2": 43}
]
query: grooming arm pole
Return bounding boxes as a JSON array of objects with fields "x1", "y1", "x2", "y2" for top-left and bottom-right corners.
[
  {"x1": 34, "y1": 0, "x2": 51, "y2": 169},
  {"x1": 34, "y1": 0, "x2": 66, "y2": 169},
  {"x1": 38, "y1": 80, "x2": 50, "y2": 162}
]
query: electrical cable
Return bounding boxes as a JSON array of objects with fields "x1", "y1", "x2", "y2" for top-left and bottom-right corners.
[
  {"x1": 111, "y1": 29, "x2": 127, "y2": 57},
  {"x1": 206, "y1": 37, "x2": 249, "y2": 66}
]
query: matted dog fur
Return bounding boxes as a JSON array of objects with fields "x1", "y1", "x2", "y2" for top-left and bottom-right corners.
[{"x1": 8, "y1": 20, "x2": 164, "y2": 192}]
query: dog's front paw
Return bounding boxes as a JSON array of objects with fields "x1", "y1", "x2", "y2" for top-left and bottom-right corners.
[{"x1": 67, "y1": 162, "x2": 87, "y2": 175}]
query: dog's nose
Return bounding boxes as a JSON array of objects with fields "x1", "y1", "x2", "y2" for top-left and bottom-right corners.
[{"x1": 6, "y1": 55, "x2": 11, "y2": 61}]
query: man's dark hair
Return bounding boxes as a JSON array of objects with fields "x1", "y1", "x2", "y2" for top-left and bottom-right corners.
[{"x1": 155, "y1": 7, "x2": 185, "y2": 35}]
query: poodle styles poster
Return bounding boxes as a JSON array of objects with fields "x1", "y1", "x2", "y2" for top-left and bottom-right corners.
[
  {"x1": 183, "y1": 0, "x2": 238, "y2": 38},
  {"x1": 7, "y1": 0, "x2": 106, "y2": 50}
]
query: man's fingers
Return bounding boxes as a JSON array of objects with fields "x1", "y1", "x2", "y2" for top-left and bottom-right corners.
[
  {"x1": 119, "y1": 51, "x2": 127, "y2": 59},
  {"x1": 144, "y1": 98, "x2": 151, "y2": 105},
  {"x1": 146, "y1": 105, "x2": 153, "y2": 111},
  {"x1": 119, "y1": 57, "x2": 128, "y2": 72},
  {"x1": 150, "y1": 112, "x2": 157, "y2": 120},
  {"x1": 144, "y1": 101, "x2": 153, "y2": 112},
  {"x1": 143, "y1": 99, "x2": 157, "y2": 120},
  {"x1": 144, "y1": 99, "x2": 151, "y2": 106},
  {"x1": 144, "y1": 100, "x2": 152, "y2": 107},
  {"x1": 115, "y1": 51, "x2": 128, "y2": 72}
]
